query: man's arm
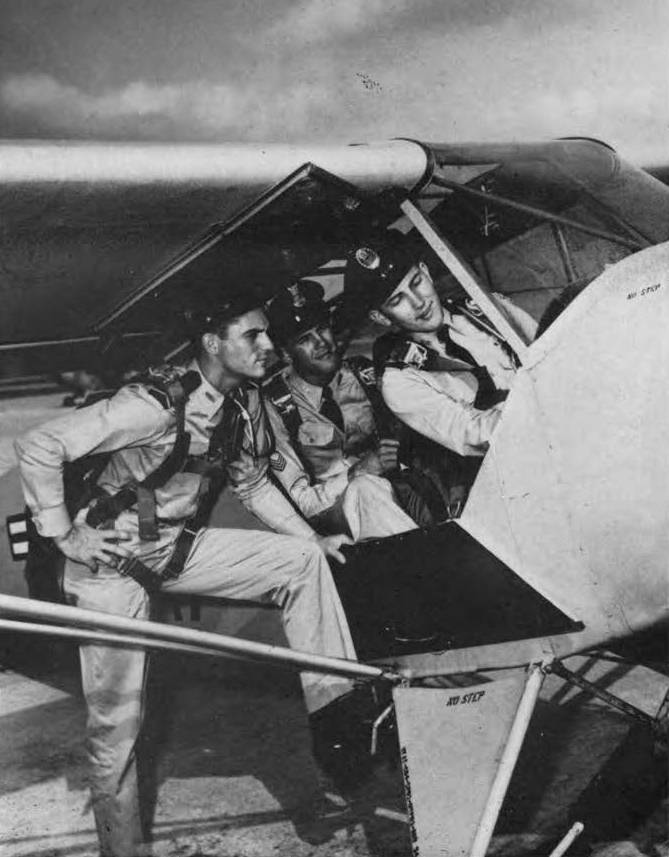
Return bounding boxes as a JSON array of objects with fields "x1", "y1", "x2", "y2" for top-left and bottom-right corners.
[
  {"x1": 15, "y1": 385, "x2": 170, "y2": 565},
  {"x1": 380, "y1": 367, "x2": 503, "y2": 457},
  {"x1": 263, "y1": 399, "x2": 351, "y2": 519},
  {"x1": 227, "y1": 394, "x2": 352, "y2": 562}
]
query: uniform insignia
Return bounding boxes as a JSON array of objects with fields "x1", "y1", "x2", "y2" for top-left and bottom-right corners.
[
  {"x1": 355, "y1": 247, "x2": 381, "y2": 270},
  {"x1": 356, "y1": 364, "x2": 376, "y2": 385},
  {"x1": 270, "y1": 451, "x2": 287, "y2": 472},
  {"x1": 288, "y1": 283, "x2": 307, "y2": 308},
  {"x1": 145, "y1": 386, "x2": 171, "y2": 410},
  {"x1": 404, "y1": 341, "x2": 429, "y2": 368},
  {"x1": 138, "y1": 365, "x2": 201, "y2": 410}
]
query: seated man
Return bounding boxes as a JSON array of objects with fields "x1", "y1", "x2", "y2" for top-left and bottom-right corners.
[
  {"x1": 16, "y1": 294, "x2": 374, "y2": 856},
  {"x1": 260, "y1": 280, "x2": 418, "y2": 540},
  {"x1": 342, "y1": 235, "x2": 523, "y2": 490}
]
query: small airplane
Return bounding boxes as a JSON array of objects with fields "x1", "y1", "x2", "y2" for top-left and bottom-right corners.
[{"x1": 0, "y1": 135, "x2": 668, "y2": 857}]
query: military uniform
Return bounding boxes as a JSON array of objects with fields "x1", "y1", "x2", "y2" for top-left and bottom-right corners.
[
  {"x1": 262, "y1": 362, "x2": 417, "y2": 541},
  {"x1": 16, "y1": 361, "x2": 357, "y2": 857},
  {"x1": 376, "y1": 305, "x2": 516, "y2": 457}
]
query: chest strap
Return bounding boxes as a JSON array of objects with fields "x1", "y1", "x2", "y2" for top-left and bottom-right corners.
[
  {"x1": 264, "y1": 372, "x2": 303, "y2": 445},
  {"x1": 85, "y1": 370, "x2": 199, "y2": 540},
  {"x1": 373, "y1": 333, "x2": 507, "y2": 410},
  {"x1": 161, "y1": 391, "x2": 249, "y2": 581}
]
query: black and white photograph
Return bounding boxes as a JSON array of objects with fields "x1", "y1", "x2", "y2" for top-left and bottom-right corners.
[{"x1": 0, "y1": 2, "x2": 667, "y2": 856}]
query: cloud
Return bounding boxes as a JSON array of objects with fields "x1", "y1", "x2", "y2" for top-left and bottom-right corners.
[
  {"x1": 0, "y1": 73, "x2": 332, "y2": 140},
  {"x1": 266, "y1": 0, "x2": 417, "y2": 43},
  {"x1": 1, "y1": 0, "x2": 666, "y2": 167}
]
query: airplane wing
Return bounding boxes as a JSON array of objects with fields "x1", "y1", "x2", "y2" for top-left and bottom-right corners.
[
  {"x1": 0, "y1": 140, "x2": 428, "y2": 381},
  {"x1": 3, "y1": 136, "x2": 667, "y2": 386}
]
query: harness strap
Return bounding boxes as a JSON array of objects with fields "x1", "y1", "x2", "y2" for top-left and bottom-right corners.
[
  {"x1": 161, "y1": 391, "x2": 247, "y2": 581},
  {"x1": 117, "y1": 555, "x2": 163, "y2": 594},
  {"x1": 347, "y1": 355, "x2": 401, "y2": 441},
  {"x1": 264, "y1": 373, "x2": 303, "y2": 447},
  {"x1": 84, "y1": 371, "x2": 198, "y2": 541}
]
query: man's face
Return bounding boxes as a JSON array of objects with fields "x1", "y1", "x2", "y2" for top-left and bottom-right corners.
[
  {"x1": 216, "y1": 309, "x2": 274, "y2": 382},
  {"x1": 377, "y1": 262, "x2": 442, "y2": 333},
  {"x1": 286, "y1": 322, "x2": 341, "y2": 385}
]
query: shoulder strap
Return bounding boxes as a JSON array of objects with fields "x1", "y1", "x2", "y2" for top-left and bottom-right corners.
[
  {"x1": 264, "y1": 372, "x2": 303, "y2": 446},
  {"x1": 346, "y1": 354, "x2": 375, "y2": 387},
  {"x1": 85, "y1": 367, "x2": 201, "y2": 540},
  {"x1": 346, "y1": 356, "x2": 400, "y2": 440},
  {"x1": 373, "y1": 332, "x2": 440, "y2": 376}
]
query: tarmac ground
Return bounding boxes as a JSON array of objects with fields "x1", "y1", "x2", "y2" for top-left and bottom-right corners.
[{"x1": 0, "y1": 625, "x2": 667, "y2": 857}]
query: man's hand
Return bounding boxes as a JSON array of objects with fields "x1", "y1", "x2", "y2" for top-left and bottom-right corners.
[
  {"x1": 316, "y1": 533, "x2": 354, "y2": 565},
  {"x1": 353, "y1": 438, "x2": 400, "y2": 477},
  {"x1": 446, "y1": 484, "x2": 467, "y2": 519},
  {"x1": 53, "y1": 508, "x2": 134, "y2": 570}
]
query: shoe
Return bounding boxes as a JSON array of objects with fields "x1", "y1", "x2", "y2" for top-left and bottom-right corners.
[
  {"x1": 291, "y1": 796, "x2": 352, "y2": 845},
  {"x1": 308, "y1": 686, "x2": 378, "y2": 791}
]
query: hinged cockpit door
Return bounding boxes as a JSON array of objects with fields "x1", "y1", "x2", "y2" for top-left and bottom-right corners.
[{"x1": 94, "y1": 162, "x2": 399, "y2": 363}]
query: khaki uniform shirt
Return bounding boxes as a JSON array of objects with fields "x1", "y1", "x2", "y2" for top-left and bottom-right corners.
[
  {"x1": 380, "y1": 307, "x2": 516, "y2": 457},
  {"x1": 16, "y1": 361, "x2": 314, "y2": 573},
  {"x1": 264, "y1": 364, "x2": 378, "y2": 520}
]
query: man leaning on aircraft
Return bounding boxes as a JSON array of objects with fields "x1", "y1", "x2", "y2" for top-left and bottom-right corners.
[{"x1": 15, "y1": 293, "x2": 378, "y2": 857}]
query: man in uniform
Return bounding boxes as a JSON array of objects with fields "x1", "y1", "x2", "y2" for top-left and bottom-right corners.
[
  {"x1": 261, "y1": 280, "x2": 418, "y2": 540},
  {"x1": 15, "y1": 295, "x2": 370, "y2": 857},
  {"x1": 342, "y1": 234, "x2": 525, "y2": 482}
]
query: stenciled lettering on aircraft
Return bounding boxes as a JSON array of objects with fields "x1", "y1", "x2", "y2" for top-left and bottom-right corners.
[
  {"x1": 627, "y1": 282, "x2": 662, "y2": 301},
  {"x1": 400, "y1": 745, "x2": 420, "y2": 855},
  {"x1": 445, "y1": 690, "x2": 486, "y2": 707}
]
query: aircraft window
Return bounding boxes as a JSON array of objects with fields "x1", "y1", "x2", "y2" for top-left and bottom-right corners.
[{"x1": 412, "y1": 159, "x2": 644, "y2": 340}]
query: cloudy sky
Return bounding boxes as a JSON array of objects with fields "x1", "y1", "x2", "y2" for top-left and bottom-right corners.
[{"x1": 1, "y1": 0, "x2": 667, "y2": 165}]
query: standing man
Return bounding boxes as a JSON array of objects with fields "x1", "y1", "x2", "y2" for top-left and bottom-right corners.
[
  {"x1": 261, "y1": 280, "x2": 418, "y2": 540},
  {"x1": 15, "y1": 294, "x2": 370, "y2": 857},
  {"x1": 342, "y1": 234, "x2": 526, "y2": 485}
]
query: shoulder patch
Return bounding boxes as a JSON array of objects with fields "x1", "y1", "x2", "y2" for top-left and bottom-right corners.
[
  {"x1": 373, "y1": 332, "x2": 438, "y2": 375},
  {"x1": 145, "y1": 386, "x2": 172, "y2": 410},
  {"x1": 134, "y1": 364, "x2": 200, "y2": 411},
  {"x1": 270, "y1": 451, "x2": 287, "y2": 472},
  {"x1": 402, "y1": 341, "x2": 430, "y2": 369},
  {"x1": 347, "y1": 355, "x2": 376, "y2": 387}
]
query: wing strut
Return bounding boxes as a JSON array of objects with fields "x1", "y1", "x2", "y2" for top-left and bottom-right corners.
[
  {"x1": 400, "y1": 199, "x2": 530, "y2": 360},
  {"x1": 0, "y1": 593, "x2": 397, "y2": 682},
  {"x1": 469, "y1": 663, "x2": 545, "y2": 857}
]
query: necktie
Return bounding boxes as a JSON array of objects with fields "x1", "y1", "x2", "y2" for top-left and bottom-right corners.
[
  {"x1": 320, "y1": 385, "x2": 345, "y2": 433},
  {"x1": 437, "y1": 324, "x2": 476, "y2": 366}
]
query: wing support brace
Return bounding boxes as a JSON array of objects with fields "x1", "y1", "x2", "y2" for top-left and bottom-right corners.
[
  {"x1": 400, "y1": 198, "x2": 530, "y2": 362},
  {"x1": 548, "y1": 660, "x2": 668, "y2": 742},
  {"x1": 469, "y1": 662, "x2": 546, "y2": 857}
]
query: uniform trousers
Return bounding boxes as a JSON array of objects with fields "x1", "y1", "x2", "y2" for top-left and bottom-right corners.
[
  {"x1": 312, "y1": 473, "x2": 417, "y2": 541},
  {"x1": 64, "y1": 527, "x2": 357, "y2": 857}
]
